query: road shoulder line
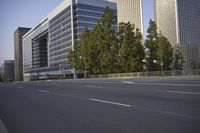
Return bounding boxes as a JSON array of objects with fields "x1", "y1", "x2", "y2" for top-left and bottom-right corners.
[
  {"x1": 167, "y1": 90, "x2": 200, "y2": 95},
  {"x1": 0, "y1": 119, "x2": 8, "y2": 133}
]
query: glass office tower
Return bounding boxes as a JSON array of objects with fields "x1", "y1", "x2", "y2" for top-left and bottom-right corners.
[
  {"x1": 23, "y1": 0, "x2": 117, "y2": 81},
  {"x1": 154, "y1": 0, "x2": 200, "y2": 69},
  {"x1": 108, "y1": 0, "x2": 143, "y2": 34},
  {"x1": 154, "y1": 0, "x2": 177, "y2": 47}
]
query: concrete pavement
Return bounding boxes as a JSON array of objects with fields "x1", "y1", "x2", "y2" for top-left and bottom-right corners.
[{"x1": 0, "y1": 79, "x2": 200, "y2": 133}]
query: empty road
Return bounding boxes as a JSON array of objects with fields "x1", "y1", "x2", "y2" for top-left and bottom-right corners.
[{"x1": 0, "y1": 79, "x2": 200, "y2": 133}]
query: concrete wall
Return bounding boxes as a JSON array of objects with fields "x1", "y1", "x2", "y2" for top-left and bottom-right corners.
[{"x1": 14, "y1": 27, "x2": 31, "y2": 81}]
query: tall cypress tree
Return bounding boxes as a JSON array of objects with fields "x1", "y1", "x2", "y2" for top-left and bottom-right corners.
[
  {"x1": 132, "y1": 28, "x2": 145, "y2": 72},
  {"x1": 145, "y1": 19, "x2": 160, "y2": 71},
  {"x1": 118, "y1": 22, "x2": 135, "y2": 72},
  {"x1": 118, "y1": 22, "x2": 145, "y2": 73},
  {"x1": 85, "y1": 7, "x2": 118, "y2": 74},
  {"x1": 67, "y1": 40, "x2": 80, "y2": 70},
  {"x1": 173, "y1": 46, "x2": 184, "y2": 70},
  {"x1": 88, "y1": 20, "x2": 103, "y2": 74},
  {"x1": 157, "y1": 32, "x2": 173, "y2": 71},
  {"x1": 99, "y1": 7, "x2": 118, "y2": 74}
]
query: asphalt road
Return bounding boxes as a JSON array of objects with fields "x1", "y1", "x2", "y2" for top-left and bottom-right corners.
[{"x1": 0, "y1": 79, "x2": 200, "y2": 133}]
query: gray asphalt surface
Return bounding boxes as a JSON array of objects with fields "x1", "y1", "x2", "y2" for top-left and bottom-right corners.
[{"x1": 0, "y1": 79, "x2": 200, "y2": 133}]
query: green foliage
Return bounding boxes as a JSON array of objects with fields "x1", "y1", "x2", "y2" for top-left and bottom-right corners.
[
  {"x1": 67, "y1": 28, "x2": 91, "y2": 72},
  {"x1": 67, "y1": 10, "x2": 173, "y2": 77},
  {"x1": 173, "y1": 46, "x2": 184, "y2": 70},
  {"x1": 144, "y1": 19, "x2": 160, "y2": 71},
  {"x1": 118, "y1": 22, "x2": 145, "y2": 73},
  {"x1": 0, "y1": 74, "x2": 3, "y2": 82},
  {"x1": 68, "y1": 7, "x2": 118, "y2": 75},
  {"x1": 144, "y1": 20, "x2": 173, "y2": 71},
  {"x1": 118, "y1": 22, "x2": 135, "y2": 72},
  {"x1": 132, "y1": 28, "x2": 145, "y2": 72},
  {"x1": 67, "y1": 40, "x2": 79, "y2": 70},
  {"x1": 157, "y1": 33, "x2": 173, "y2": 71}
]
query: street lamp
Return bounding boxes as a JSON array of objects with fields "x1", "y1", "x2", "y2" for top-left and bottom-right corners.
[
  {"x1": 160, "y1": 48, "x2": 164, "y2": 76},
  {"x1": 59, "y1": 64, "x2": 62, "y2": 79},
  {"x1": 79, "y1": 56, "x2": 87, "y2": 79}
]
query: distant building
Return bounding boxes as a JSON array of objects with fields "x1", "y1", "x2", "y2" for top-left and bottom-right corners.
[
  {"x1": 154, "y1": 0, "x2": 200, "y2": 69},
  {"x1": 0, "y1": 64, "x2": 4, "y2": 81},
  {"x1": 4, "y1": 60, "x2": 15, "y2": 81},
  {"x1": 14, "y1": 27, "x2": 31, "y2": 81},
  {"x1": 107, "y1": 0, "x2": 144, "y2": 34},
  {"x1": 22, "y1": 0, "x2": 117, "y2": 81}
]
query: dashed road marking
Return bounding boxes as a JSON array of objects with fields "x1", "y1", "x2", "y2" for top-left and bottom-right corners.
[
  {"x1": 38, "y1": 89, "x2": 50, "y2": 93},
  {"x1": 121, "y1": 81, "x2": 135, "y2": 84},
  {"x1": 90, "y1": 98, "x2": 131, "y2": 107},
  {"x1": 85, "y1": 85, "x2": 103, "y2": 89},
  {"x1": 167, "y1": 91, "x2": 200, "y2": 95}
]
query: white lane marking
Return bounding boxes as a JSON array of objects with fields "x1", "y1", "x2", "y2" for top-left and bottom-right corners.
[
  {"x1": 121, "y1": 81, "x2": 135, "y2": 84},
  {"x1": 130, "y1": 105, "x2": 200, "y2": 120},
  {"x1": 135, "y1": 82, "x2": 200, "y2": 87},
  {"x1": 167, "y1": 91, "x2": 200, "y2": 95},
  {"x1": 90, "y1": 98, "x2": 131, "y2": 107},
  {"x1": 0, "y1": 119, "x2": 8, "y2": 133},
  {"x1": 35, "y1": 90, "x2": 200, "y2": 120},
  {"x1": 38, "y1": 89, "x2": 50, "y2": 93},
  {"x1": 70, "y1": 81, "x2": 200, "y2": 87},
  {"x1": 85, "y1": 85, "x2": 103, "y2": 89}
]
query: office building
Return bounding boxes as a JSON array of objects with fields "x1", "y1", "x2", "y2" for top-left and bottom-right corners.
[
  {"x1": 14, "y1": 27, "x2": 31, "y2": 81},
  {"x1": 154, "y1": 0, "x2": 200, "y2": 69},
  {"x1": 0, "y1": 64, "x2": 4, "y2": 81},
  {"x1": 23, "y1": 0, "x2": 117, "y2": 81},
  {"x1": 108, "y1": 0, "x2": 143, "y2": 33},
  {"x1": 4, "y1": 60, "x2": 15, "y2": 81}
]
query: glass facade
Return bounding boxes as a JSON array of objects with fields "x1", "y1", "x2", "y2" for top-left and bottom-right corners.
[
  {"x1": 108, "y1": 0, "x2": 143, "y2": 33},
  {"x1": 74, "y1": 3, "x2": 117, "y2": 39},
  {"x1": 22, "y1": 0, "x2": 117, "y2": 80},
  {"x1": 154, "y1": 0, "x2": 177, "y2": 47},
  {"x1": 23, "y1": 36, "x2": 32, "y2": 73},
  {"x1": 154, "y1": 0, "x2": 200, "y2": 46},
  {"x1": 177, "y1": 0, "x2": 200, "y2": 44},
  {"x1": 177, "y1": 0, "x2": 200, "y2": 69},
  {"x1": 23, "y1": 20, "x2": 48, "y2": 73},
  {"x1": 154, "y1": 0, "x2": 200, "y2": 69},
  {"x1": 32, "y1": 31, "x2": 48, "y2": 69},
  {"x1": 49, "y1": 6, "x2": 72, "y2": 68}
]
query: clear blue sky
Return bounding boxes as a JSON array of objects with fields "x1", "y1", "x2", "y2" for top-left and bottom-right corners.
[{"x1": 0, "y1": 0, "x2": 153, "y2": 65}]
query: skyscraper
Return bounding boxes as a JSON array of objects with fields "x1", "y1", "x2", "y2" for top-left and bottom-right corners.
[
  {"x1": 108, "y1": 0, "x2": 144, "y2": 33},
  {"x1": 154, "y1": 0, "x2": 200, "y2": 69},
  {"x1": 22, "y1": 0, "x2": 117, "y2": 81},
  {"x1": 14, "y1": 27, "x2": 31, "y2": 81}
]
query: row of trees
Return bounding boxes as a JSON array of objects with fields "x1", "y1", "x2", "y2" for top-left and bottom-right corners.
[{"x1": 67, "y1": 7, "x2": 183, "y2": 76}]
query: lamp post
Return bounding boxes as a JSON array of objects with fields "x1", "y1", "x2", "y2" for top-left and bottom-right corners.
[
  {"x1": 79, "y1": 56, "x2": 87, "y2": 79},
  {"x1": 160, "y1": 48, "x2": 164, "y2": 76},
  {"x1": 84, "y1": 56, "x2": 87, "y2": 78},
  {"x1": 59, "y1": 64, "x2": 62, "y2": 79}
]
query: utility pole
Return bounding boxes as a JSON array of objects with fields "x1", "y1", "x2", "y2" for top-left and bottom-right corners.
[
  {"x1": 160, "y1": 46, "x2": 164, "y2": 76},
  {"x1": 59, "y1": 64, "x2": 62, "y2": 79},
  {"x1": 84, "y1": 56, "x2": 87, "y2": 79}
]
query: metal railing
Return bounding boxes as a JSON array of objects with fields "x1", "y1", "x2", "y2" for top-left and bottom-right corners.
[{"x1": 89, "y1": 69, "x2": 200, "y2": 79}]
